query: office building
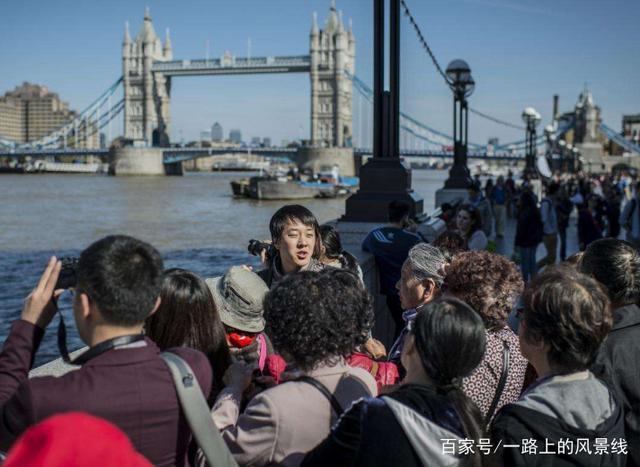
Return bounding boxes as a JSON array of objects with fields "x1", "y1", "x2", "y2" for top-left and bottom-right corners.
[{"x1": 0, "y1": 82, "x2": 98, "y2": 148}]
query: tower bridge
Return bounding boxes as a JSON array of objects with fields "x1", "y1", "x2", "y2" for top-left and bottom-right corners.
[
  {"x1": 1, "y1": 0, "x2": 597, "y2": 176},
  {"x1": 123, "y1": 3, "x2": 354, "y2": 148}
]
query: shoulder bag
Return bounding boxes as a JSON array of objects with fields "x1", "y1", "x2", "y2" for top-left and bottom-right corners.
[
  {"x1": 485, "y1": 342, "x2": 510, "y2": 426},
  {"x1": 160, "y1": 352, "x2": 239, "y2": 467}
]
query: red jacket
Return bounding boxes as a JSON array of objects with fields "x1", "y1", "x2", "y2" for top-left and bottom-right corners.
[{"x1": 0, "y1": 320, "x2": 211, "y2": 466}]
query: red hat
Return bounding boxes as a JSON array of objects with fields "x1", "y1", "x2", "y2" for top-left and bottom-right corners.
[{"x1": 4, "y1": 412, "x2": 152, "y2": 467}]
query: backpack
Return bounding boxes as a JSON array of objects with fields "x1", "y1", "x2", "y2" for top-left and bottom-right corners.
[{"x1": 347, "y1": 352, "x2": 400, "y2": 391}]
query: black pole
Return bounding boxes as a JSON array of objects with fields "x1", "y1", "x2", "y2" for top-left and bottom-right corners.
[
  {"x1": 389, "y1": 0, "x2": 400, "y2": 158},
  {"x1": 341, "y1": 0, "x2": 423, "y2": 222},
  {"x1": 373, "y1": 0, "x2": 384, "y2": 159},
  {"x1": 464, "y1": 100, "x2": 469, "y2": 157}
]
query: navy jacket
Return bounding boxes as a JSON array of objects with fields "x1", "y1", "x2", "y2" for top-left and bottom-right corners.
[
  {"x1": 362, "y1": 227, "x2": 423, "y2": 296},
  {"x1": 0, "y1": 320, "x2": 212, "y2": 466}
]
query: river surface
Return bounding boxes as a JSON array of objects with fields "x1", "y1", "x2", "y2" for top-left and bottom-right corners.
[{"x1": 0, "y1": 169, "x2": 447, "y2": 365}]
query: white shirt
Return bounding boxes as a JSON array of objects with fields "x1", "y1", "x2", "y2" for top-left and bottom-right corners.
[{"x1": 468, "y1": 230, "x2": 488, "y2": 251}]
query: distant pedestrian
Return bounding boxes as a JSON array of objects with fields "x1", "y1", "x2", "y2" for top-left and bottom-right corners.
[
  {"x1": 515, "y1": 191, "x2": 543, "y2": 282},
  {"x1": 468, "y1": 183, "x2": 493, "y2": 237},
  {"x1": 491, "y1": 176, "x2": 507, "y2": 238},
  {"x1": 578, "y1": 195, "x2": 604, "y2": 251},
  {"x1": 556, "y1": 185, "x2": 573, "y2": 261},
  {"x1": 620, "y1": 180, "x2": 640, "y2": 247},
  {"x1": 456, "y1": 204, "x2": 488, "y2": 251},
  {"x1": 536, "y1": 182, "x2": 559, "y2": 270},
  {"x1": 605, "y1": 186, "x2": 622, "y2": 239},
  {"x1": 505, "y1": 171, "x2": 517, "y2": 218}
]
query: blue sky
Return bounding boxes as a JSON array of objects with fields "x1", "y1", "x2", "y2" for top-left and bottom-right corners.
[{"x1": 1, "y1": 0, "x2": 638, "y2": 147}]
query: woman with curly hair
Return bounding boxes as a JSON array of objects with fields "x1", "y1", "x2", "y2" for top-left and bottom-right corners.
[
  {"x1": 303, "y1": 297, "x2": 487, "y2": 467},
  {"x1": 455, "y1": 204, "x2": 488, "y2": 251},
  {"x1": 445, "y1": 250, "x2": 527, "y2": 424},
  {"x1": 211, "y1": 269, "x2": 377, "y2": 467}
]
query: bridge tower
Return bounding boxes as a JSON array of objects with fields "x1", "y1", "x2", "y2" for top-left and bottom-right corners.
[
  {"x1": 310, "y1": 1, "x2": 355, "y2": 147},
  {"x1": 122, "y1": 8, "x2": 172, "y2": 146}
]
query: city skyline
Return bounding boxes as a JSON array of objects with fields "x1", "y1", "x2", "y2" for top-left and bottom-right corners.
[{"x1": 1, "y1": 0, "x2": 639, "y2": 146}]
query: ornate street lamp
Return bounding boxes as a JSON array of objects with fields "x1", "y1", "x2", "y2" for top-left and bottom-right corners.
[
  {"x1": 443, "y1": 59, "x2": 475, "y2": 189},
  {"x1": 522, "y1": 107, "x2": 541, "y2": 178}
]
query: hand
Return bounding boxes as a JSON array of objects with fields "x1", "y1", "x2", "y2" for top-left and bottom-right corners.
[
  {"x1": 364, "y1": 337, "x2": 387, "y2": 359},
  {"x1": 21, "y1": 257, "x2": 63, "y2": 329},
  {"x1": 223, "y1": 361, "x2": 257, "y2": 393},
  {"x1": 253, "y1": 375, "x2": 278, "y2": 389},
  {"x1": 259, "y1": 239, "x2": 272, "y2": 267}
]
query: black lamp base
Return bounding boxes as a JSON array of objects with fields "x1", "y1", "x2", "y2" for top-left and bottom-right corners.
[{"x1": 342, "y1": 157, "x2": 423, "y2": 222}]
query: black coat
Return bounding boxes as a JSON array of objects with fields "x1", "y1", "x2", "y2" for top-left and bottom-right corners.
[
  {"x1": 492, "y1": 396, "x2": 626, "y2": 467},
  {"x1": 302, "y1": 384, "x2": 467, "y2": 467},
  {"x1": 592, "y1": 304, "x2": 640, "y2": 466},
  {"x1": 515, "y1": 207, "x2": 543, "y2": 248}
]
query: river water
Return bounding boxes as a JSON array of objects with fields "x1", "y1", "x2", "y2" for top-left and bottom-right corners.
[{"x1": 0, "y1": 169, "x2": 447, "y2": 365}]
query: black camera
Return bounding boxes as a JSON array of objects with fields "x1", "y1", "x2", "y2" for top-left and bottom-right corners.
[
  {"x1": 55, "y1": 257, "x2": 79, "y2": 290},
  {"x1": 247, "y1": 239, "x2": 275, "y2": 262}
]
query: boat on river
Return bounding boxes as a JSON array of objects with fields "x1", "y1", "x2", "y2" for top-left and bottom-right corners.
[{"x1": 231, "y1": 171, "x2": 359, "y2": 200}]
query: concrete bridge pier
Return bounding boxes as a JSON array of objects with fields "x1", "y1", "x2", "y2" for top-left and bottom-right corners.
[
  {"x1": 294, "y1": 147, "x2": 356, "y2": 177},
  {"x1": 109, "y1": 146, "x2": 178, "y2": 176}
]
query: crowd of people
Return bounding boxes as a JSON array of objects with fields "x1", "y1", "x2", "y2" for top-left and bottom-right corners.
[{"x1": 0, "y1": 186, "x2": 639, "y2": 465}]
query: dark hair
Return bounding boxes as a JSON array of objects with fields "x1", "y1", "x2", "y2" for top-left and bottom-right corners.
[
  {"x1": 581, "y1": 238, "x2": 640, "y2": 306},
  {"x1": 412, "y1": 297, "x2": 486, "y2": 465},
  {"x1": 546, "y1": 182, "x2": 560, "y2": 196},
  {"x1": 521, "y1": 266, "x2": 612, "y2": 373},
  {"x1": 519, "y1": 190, "x2": 538, "y2": 211},
  {"x1": 77, "y1": 235, "x2": 163, "y2": 326},
  {"x1": 145, "y1": 269, "x2": 231, "y2": 394},
  {"x1": 564, "y1": 251, "x2": 584, "y2": 268},
  {"x1": 264, "y1": 269, "x2": 373, "y2": 371},
  {"x1": 432, "y1": 231, "x2": 467, "y2": 260},
  {"x1": 319, "y1": 224, "x2": 359, "y2": 273},
  {"x1": 445, "y1": 251, "x2": 523, "y2": 331},
  {"x1": 388, "y1": 200, "x2": 411, "y2": 223},
  {"x1": 269, "y1": 204, "x2": 321, "y2": 258},
  {"x1": 457, "y1": 204, "x2": 483, "y2": 236}
]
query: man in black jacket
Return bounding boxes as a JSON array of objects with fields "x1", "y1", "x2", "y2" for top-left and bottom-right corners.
[{"x1": 582, "y1": 238, "x2": 640, "y2": 466}]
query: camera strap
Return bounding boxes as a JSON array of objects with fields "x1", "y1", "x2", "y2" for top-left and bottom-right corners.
[{"x1": 57, "y1": 307, "x2": 144, "y2": 365}]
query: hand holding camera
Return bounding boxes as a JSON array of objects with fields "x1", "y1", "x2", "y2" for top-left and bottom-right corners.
[
  {"x1": 247, "y1": 239, "x2": 275, "y2": 266},
  {"x1": 21, "y1": 257, "x2": 63, "y2": 330}
]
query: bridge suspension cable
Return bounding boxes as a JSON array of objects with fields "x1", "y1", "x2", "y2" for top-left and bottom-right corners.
[
  {"x1": 468, "y1": 108, "x2": 525, "y2": 131},
  {"x1": 400, "y1": 0, "x2": 452, "y2": 88}
]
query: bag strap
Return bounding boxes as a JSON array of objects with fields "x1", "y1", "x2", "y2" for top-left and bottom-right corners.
[
  {"x1": 294, "y1": 375, "x2": 344, "y2": 417},
  {"x1": 160, "y1": 352, "x2": 239, "y2": 467},
  {"x1": 485, "y1": 342, "x2": 510, "y2": 426}
]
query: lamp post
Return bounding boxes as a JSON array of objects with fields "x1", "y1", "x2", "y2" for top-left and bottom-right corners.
[
  {"x1": 544, "y1": 124, "x2": 556, "y2": 171},
  {"x1": 522, "y1": 107, "x2": 541, "y2": 178},
  {"x1": 572, "y1": 146, "x2": 580, "y2": 173},
  {"x1": 341, "y1": 0, "x2": 423, "y2": 222},
  {"x1": 443, "y1": 59, "x2": 475, "y2": 189}
]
